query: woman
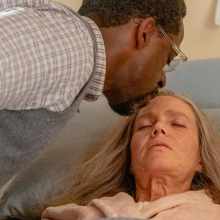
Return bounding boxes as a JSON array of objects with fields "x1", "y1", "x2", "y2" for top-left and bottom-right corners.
[{"x1": 41, "y1": 89, "x2": 220, "y2": 220}]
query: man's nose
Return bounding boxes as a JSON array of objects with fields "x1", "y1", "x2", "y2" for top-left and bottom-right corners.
[{"x1": 157, "y1": 70, "x2": 166, "y2": 88}]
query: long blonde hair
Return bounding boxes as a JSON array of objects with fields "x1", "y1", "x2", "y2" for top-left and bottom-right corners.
[{"x1": 42, "y1": 89, "x2": 220, "y2": 212}]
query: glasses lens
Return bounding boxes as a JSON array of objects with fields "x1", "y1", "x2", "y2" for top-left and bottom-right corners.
[{"x1": 163, "y1": 59, "x2": 182, "y2": 73}]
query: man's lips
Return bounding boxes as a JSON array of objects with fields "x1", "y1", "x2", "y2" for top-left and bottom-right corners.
[
  {"x1": 150, "y1": 88, "x2": 159, "y2": 100},
  {"x1": 139, "y1": 88, "x2": 159, "y2": 108}
]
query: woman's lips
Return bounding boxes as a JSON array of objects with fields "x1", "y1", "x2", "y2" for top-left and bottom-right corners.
[{"x1": 149, "y1": 141, "x2": 171, "y2": 150}]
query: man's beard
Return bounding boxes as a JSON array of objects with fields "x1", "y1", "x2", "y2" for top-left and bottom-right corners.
[{"x1": 109, "y1": 88, "x2": 158, "y2": 116}]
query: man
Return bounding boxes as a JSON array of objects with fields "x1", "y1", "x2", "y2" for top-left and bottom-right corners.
[{"x1": 0, "y1": 0, "x2": 187, "y2": 187}]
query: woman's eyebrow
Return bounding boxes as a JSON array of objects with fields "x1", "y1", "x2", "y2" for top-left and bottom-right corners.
[
  {"x1": 135, "y1": 110, "x2": 190, "y2": 126},
  {"x1": 165, "y1": 110, "x2": 190, "y2": 121},
  {"x1": 134, "y1": 112, "x2": 156, "y2": 129},
  {"x1": 136, "y1": 112, "x2": 156, "y2": 122}
]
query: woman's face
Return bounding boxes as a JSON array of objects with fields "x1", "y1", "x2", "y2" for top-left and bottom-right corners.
[{"x1": 130, "y1": 95, "x2": 202, "y2": 185}]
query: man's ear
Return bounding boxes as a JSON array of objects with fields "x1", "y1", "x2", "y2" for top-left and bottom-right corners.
[{"x1": 137, "y1": 17, "x2": 156, "y2": 49}]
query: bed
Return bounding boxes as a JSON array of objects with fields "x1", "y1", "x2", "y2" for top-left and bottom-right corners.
[{"x1": 0, "y1": 58, "x2": 220, "y2": 220}]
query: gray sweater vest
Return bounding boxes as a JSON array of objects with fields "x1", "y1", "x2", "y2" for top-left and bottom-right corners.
[{"x1": 0, "y1": 11, "x2": 98, "y2": 187}]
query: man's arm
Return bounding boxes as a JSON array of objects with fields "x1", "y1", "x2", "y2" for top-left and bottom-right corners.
[
  {"x1": 0, "y1": 0, "x2": 44, "y2": 12},
  {"x1": 0, "y1": 2, "x2": 94, "y2": 111}
]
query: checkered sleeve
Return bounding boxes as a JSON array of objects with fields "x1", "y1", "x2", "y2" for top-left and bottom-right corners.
[
  {"x1": 0, "y1": 0, "x2": 46, "y2": 11},
  {"x1": 0, "y1": 0, "x2": 96, "y2": 111}
]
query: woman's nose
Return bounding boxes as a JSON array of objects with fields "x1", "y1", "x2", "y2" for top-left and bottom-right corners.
[{"x1": 151, "y1": 123, "x2": 166, "y2": 137}]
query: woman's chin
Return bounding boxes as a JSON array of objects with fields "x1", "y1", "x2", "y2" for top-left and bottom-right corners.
[{"x1": 143, "y1": 156, "x2": 176, "y2": 174}]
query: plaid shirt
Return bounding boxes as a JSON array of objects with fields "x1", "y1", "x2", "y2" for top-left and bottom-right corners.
[{"x1": 0, "y1": 0, "x2": 106, "y2": 111}]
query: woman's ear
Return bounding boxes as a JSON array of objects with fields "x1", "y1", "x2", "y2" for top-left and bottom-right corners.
[
  {"x1": 196, "y1": 159, "x2": 203, "y2": 173},
  {"x1": 136, "y1": 17, "x2": 156, "y2": 49}
]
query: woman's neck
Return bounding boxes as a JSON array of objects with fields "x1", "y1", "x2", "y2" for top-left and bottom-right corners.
[{"x1": 135, "y1": 174, "x2": 192, "y2": 202}]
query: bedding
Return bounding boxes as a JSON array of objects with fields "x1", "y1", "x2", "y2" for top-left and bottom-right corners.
[
  {"x1": 0, "y1": 58, "x2": 220, "y2": 220},
  {"x1": 42, "y1": 190, "x2": 220, "y2": 220}
]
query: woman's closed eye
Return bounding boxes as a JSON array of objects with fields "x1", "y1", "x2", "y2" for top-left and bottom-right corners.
[
  {"x1": 138, "y1": 125, "x2": 151, "y2": 130},
  {"x1": 171, "y1": 123, "x2": 186, "y2": 127},
  {"x1": 138, "y1": 123, "x2": 153, "y2": 130},
  {"x1": 171, "y1": 119, "x2": 186, "y2": 128}
]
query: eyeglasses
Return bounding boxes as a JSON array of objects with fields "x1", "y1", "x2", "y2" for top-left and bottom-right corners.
[
  {"x1": 157, "y1": 25, "x2": 188, "y2": 73},
  {"x1": 134, "y1": 19, "x2": 188, "y2": 73}
]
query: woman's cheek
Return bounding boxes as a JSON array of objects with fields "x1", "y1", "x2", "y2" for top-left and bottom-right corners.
[{"x1": 131, "y1": 133, "x2": 147, "y2": 152}]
